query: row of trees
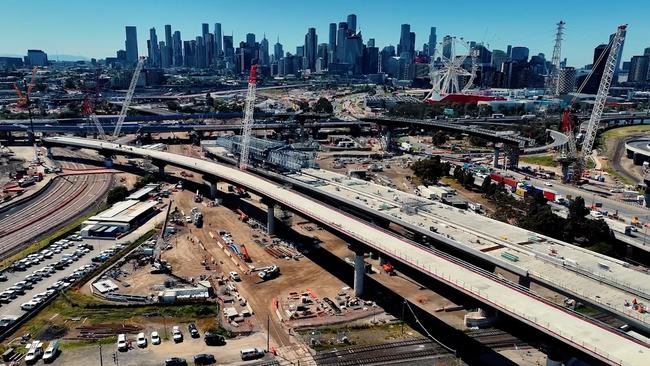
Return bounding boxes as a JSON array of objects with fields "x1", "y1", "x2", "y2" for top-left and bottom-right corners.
[{"x1": 411, "y1": 157, "x2": 622, "y2": 258}]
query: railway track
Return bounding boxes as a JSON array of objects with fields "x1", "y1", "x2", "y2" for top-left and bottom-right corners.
[
  {"x1": 0, "y1": 148, "x2": 111, "y2": 259},
  {"x1": 314, "y1": 338, "x2": 448, "y2": 365}
]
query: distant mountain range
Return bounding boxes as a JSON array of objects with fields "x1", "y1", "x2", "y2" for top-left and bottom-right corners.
[{"x1": 0, "y1": 53, "x2": 90, "y2": 61}]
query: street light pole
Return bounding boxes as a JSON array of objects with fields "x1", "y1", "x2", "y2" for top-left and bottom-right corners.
[{"x1": 99, "y1": 343, "x2": 103, "y2": 366}]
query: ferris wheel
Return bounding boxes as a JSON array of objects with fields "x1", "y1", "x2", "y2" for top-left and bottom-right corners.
[{"x1": 424, "y1": 36, "x2": 478, "y2": 101}]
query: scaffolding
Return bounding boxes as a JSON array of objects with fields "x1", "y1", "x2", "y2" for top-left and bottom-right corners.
[{"x1": 214, "y1": 136, "x2": 316, "y2": 172}]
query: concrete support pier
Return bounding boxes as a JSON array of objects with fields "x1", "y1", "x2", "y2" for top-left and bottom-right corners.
[
  {"x1": 493, "y1": 147, "x2": 501, "y2": 168},
  {"x1": 267, "y1": 201, "x2": 276, "y2": 235},
  {"x1": 353, "y1": 248, "x2": 365, "y2": 297}
]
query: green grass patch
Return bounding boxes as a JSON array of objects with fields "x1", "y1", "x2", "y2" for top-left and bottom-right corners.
[
  {"x1": 0, "y1": 211, "x2": 99, "y2": 271},
  {"x1": 604, "y1": 167, "x2": 635, "y2": 186},
  {"x1": 60, "y1": 336, "x2": 116, "y2": 351},
  {"x1": 602, "y1": 125, "x2": 650, "y2": 140},
  {"x1": 520, "y1": 155, "x2": 558, "y2": 167}
]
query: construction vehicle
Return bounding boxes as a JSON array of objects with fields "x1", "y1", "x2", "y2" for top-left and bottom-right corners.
[
  {"x1": 382, "y1": 262, "x2": 396, "y2": 275},
  {"x1": 555, "y1": 25, "x2": 627, "y2": 183},
  {"x1": 236, "y1": 209, "x2": 249, "y2": 222},
  {"x1": 258, "y1": 265, "x2": 280, "y2": 281},
  {"x1": 194, "y1": 190, "x2": 203, "y2": 203},
  {"x1": 240, "y1": 245, "x2": 252, "y2": 262}
]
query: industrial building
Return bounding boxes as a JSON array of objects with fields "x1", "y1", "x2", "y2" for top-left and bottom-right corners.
[
  {"x1": 81, "y1": 200, "x2": 159, "y2": 238},
  {"x1": 125, "y1": 183, "x2": 159, "y2": 201}
]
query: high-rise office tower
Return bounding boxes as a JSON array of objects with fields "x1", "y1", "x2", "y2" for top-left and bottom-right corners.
[
  {"x1": 491, "y1": 49, "x2": 507, "y2": 69},
  {"x1": 274, "y1": 37, "x2": 283, "y2": 62},
  {"x1": 172, "y1": 31, "x2": 183, "y2": 66},
  {"x1": 148, "y1": 27, "x2": 159, "y2": 67},
  {"x1": 223, "y1": 35, "x2": 234, "y2": 61},
  {"x1": 328, "y1": 23, "x2": 337, "y2": 57},
  {"x1": 304, "y1": 27, "x2": 317, "y2": 71},
  {"x1": 442, "y1": 35, "x2": 452, "y2": 59},
  {"x1": 506, "y1": 45, "x2": 512, "y2": 58},
  {"x1": 428, "y1": 27, "x2": 437, "y2": 57},
  {"x1": 398, "y1": 24, "x2": 412, "y2": 61},
  {"x1": 196, "y1": 36, "x2": 206, "y2": 68},
  {"x1": 317, "y1": 43, "x2": 329, "y2": 68},
  {"x1": 627, "y1": 56, "x2": 648, "y2": 83},
  {"x1": 510, "y1": 46, "x2": 529, "y2": 62},
  {"x1": 202, "y1": 23, "x2": 209, "y2": 37},
  {"x1": 164, "y1": 25, "x2": 173, "y2": 65},
  {"x1": 347, "y1": 14, "x2": 357, "y2": 34},
  {"x1": 409, "y1": 32, "x2": 416, "y2": 58},
  {"x1": 344, "y1": 33, "x2": 363, "y2": 74},
  {"x1": 125, "y1": 26, "x2": 138, "y2": 63},
  {"x1": 336, "y1": 22, "x2": 348, "y2": 63},
  {"x1": 183, "y1": 40, "x2": 194, "y2": 67},
  {"x1": 246, "y1": 33, "x2": 256, "y2": 48},
  {"x1": 214, "y1": 23, "x2": 223, "y2": 57},
  {"x1": 204, "y1": 33, "x2": 215, "y2": 66},
  {"x1": 160, "y1": 41, "x2": 170, "y2": 68},
  {"x1": 367, "y1": 38, "x2": 375, "y2": 48},
  {"x1": 260, "y1": 35, "x2": 270, "y2": 66}
]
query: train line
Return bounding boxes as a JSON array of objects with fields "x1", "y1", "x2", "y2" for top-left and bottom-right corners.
[{"x1": 0, "y1": 148, "x2": 111, "y2": 259}]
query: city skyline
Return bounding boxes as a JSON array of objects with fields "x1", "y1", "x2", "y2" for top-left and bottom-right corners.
[{"x1": 2, "y1": 0, "x2": 650, "y2": 67}]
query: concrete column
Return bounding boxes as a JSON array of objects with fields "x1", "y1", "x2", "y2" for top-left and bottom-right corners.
[
  {"x1": 353, "y1": 249, "x2": 365, "y2": 297},
  {"x1": 385, "y1": 128, "x2": 393, "y2": 152},
  {"x1": 45, "y1": 147, "x2": 53, "y2": 158},
  {"x1": 518, "y1": 275, "x2": 531, "y2": 288},
  {"x1": 378, "y1": 255, "x2": 386, "y2": 266},
  {"x1": 267, "y1": 201, "x2": 276, "y2": 235},
  {"x1": 104, "y1": 157, "x2": 113, "y2": 168},
  {"x1": 644, "y1": 177, "x2": 650, "y2": 208},
  {"x1": 493, "y1": 147, "x2": 501, "y2": 168}
]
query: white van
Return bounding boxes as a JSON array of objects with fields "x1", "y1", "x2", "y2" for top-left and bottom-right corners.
[
  {"x1": 43, "y1": 340, "x2": 59, "y2": 363},
  {"x1": 117, "y1": 334, "x2": 128, "y2": 351},
  {"x1": 25, "y1": 340, "x2": 44, "y2": 364},
  {"x1": 240, "y1": 347, "x2": 264, "y2": 361}
]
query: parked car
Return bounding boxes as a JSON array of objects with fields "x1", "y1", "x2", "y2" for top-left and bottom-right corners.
[
  {"x1": 165, "y1": 357, "x2": 187, "y2": 366},
  {"x1": 204, "y1": 332, "x2": 225, "y2": 346},
  {"x1": 240, "y1": 347, "x2": 265, "y2": 361},
  {"x1": 172, "y1": 326, "x2": 183, "y2": 343},
  {"x1": 117, "y1": 334, "x2": 128, "y2": 351},
  {"x1": 42, "y1": 340, "x2": 60, "y2": 363},
  {"x1": 136, "y1": 332, "x2": 147, "y2": 348},
  {"x1": 188, "y1": 323, "x2": 199, "y2": 338},
  {"x1": 150, "y1": 331, "x2": 161, "y2": 345},
  {"x1": 229, "y1": 271, "x2": 241, "y2": 282},
  {"x1": 193, "y1": 353, "x2": 216, "y2": 365}
]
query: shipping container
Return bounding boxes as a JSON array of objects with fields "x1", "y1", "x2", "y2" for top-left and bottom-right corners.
[
  {"x1": 515, "y1": 188, "x2": 527, "y2": 197},
  {"x1": 490, "y1": 173, "x2": 505, "y2": 183},
  {"x1": 503, "y1": 177, "x2": 517, "y2": 188},
  {"x1": 543, "y1": 190, "x2": 556, "y2": 201}
]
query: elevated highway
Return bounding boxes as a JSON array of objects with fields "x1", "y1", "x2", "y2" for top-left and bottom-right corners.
[{"x1": 43, "y1": 136, "x2": 649, "y2": 365}]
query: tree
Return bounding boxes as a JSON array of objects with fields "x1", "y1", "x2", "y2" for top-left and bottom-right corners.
[
  {"x1": 64, "y1": 78, "x2": 76, "y2": 89},
  {"x1": 107, "y1": 186, "x2": 128, "y2": 205},
  {"x1": 568, "y1": 196, "x2": 589, "y2": 222},
  {"x1": 431, "y1": 131, "x2": 448, "y2": 146},
  {"x1": 480, "y1": 176, "x2": 492, "y2": 194},
  {"x1": 166, "y1": 101, "x2": 180, "y2": 111},
  {"x1": 296, "y1": 100, "x2": 310, "y2": 112},
  {"x1": 312, "y1": 97, "x2": 333, "y2": 113},
  {"x1": 135, "y1": 174, "x2": 158, "y2": 189},
  {"x1": 205, "y1": 93, "x2": 214, "y2": 108},
  {"x1": 410, "y1": 156, "x2": 446, "y2": 185},
  {"x1": 462, "y1": 172, "x2": 475, "y2": 188}
]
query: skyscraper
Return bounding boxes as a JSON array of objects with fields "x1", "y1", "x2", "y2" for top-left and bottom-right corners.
[
  {"x1": 125, "y1": 26, "x2": 138, "y2": 63},
  {"x1": 260, "y1": 35, "x2": 270, "y2": 66},
  {"x1": 347, "y1": 14, "x2": 357, "y2": 34},
  {"x1": 628, "y1": 55, "x2": 648, "y2": 83},
  {"x1": 367, "y1": 38, "x2": 375, "y2": 48},
  {"x1": 336, "y1": 22, "x2": 348, "y2": 63},
  {"x1": 328, "y1": 23, "x2": 337, "y2": 58},
  {"x1": 304, "y1": 27, "x2": 318, "y2": 71},
  {"x1": 195, "y1": 36, "x2": 206, "y2": 68},
  {"x1": 583, "y1": 44, "x2": 608, "y2": 94},
  {"x1": 148, "y1": 28, "x2": 159, "y2": 67},
  {"x1": 398, "y1": 24, "x2": 412, "y2": 61},
  {"x1": 164, "y1": 25, "x2": 173, "y2": 65},
  {"x1": 172, "y1": 31, "x2": 182, "y2": 67},
  {"x1": 510, "y1": 47, "x2": 529, "y2": 62},
  {"x1": 428, "y1": 27, "x2": 437, "y2": 57},
  {"x1": 214, "y1": 23, "x2": 223, "y2": 57},
  {"x1": 223, "y1": 35, "x2": 234, "y2": 61},
  {"x1": 202, "y1": 23, "x2": 209, "y2": 37},
  {"x1": 274, "y1": 37, "x2": 283, "y2": 61},
  {"x1": 442, "y1": 35, "x2": 452, "y2": 59}
]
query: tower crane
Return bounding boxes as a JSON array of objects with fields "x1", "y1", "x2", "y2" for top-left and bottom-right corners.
[
  {"x1": 113, "y1": 57, "x2": 145, "y2": 138},
  {"x1": 12, "y1": 67, "x2": 40, "y2": 163},
  {"x1": 82, "y1": 97, "x2": 108, "y2": 140},
  {"x1": 239, "y1": 64, "x2": 257, "y2": 171},
  {"x1": 555, "y1": 25, "x2": 627, "y2": 182}
]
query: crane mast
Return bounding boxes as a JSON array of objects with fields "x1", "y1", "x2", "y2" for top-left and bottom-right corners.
[
  {"x1": 575, "y1": 25, "x2": 627, "y2": 179},
  {"x1": 239, "y1": 65, "x2": 257, "y2": 171},
  {"x1": 547, "y1": 21, "x2": 565, "y2": 95},
  {"x1": 113, "y1": 57, "x2": 145, "y2": 138}
]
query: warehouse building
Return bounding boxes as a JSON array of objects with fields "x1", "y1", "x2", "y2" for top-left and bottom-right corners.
[{"x1": 81, "y1": 199, "x2": 159, "y2": 238}]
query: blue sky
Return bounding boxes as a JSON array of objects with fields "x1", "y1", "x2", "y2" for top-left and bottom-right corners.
[{"x1": 2, "y1": 0, "x2": 648, "y2": 66}]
